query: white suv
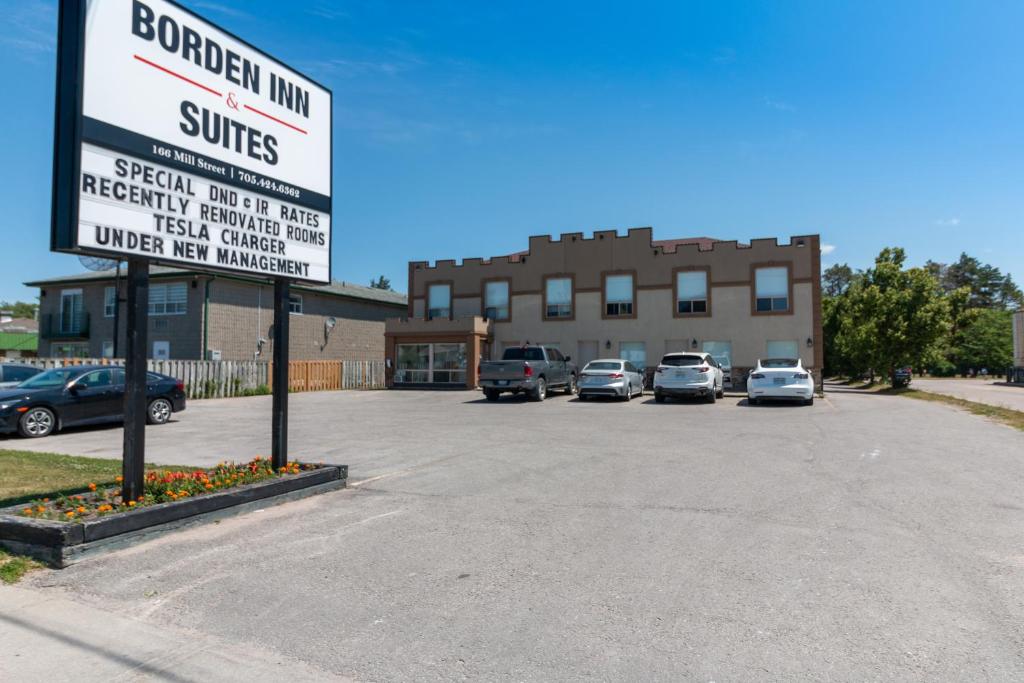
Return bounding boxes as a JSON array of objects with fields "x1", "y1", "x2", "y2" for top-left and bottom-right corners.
[{"x1": 653, "y1": 352, "x2": 724, "y2": 403}]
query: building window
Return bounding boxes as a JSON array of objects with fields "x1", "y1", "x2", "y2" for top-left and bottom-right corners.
[
  {"x1": 289, "y1": 294, "x2": 303, "y2": 314},
  {"x1": 427, "y1": 283, "x2": 451, "y2": 320},
  {"x1": 604, "y1": 273, "x2": 634, "y2": 317},
  {"x1": 544, "y1": 276, "x2": 573, "y2": 319},
  {"x1": 755, "y1": 266, "x2": 790, "y2": 313},
  {"x1": 702, "y1": 341, "x2": 732, "y2": 370},
  {"x1": 104, "y1": 287, "x2": 117, "y2": 317},
  {"x1": 51, "y1": 342, "x2": 89, "y2": 358},
  {"x1": 483, "y1": 280, "x2": 510, "y2": 321},
  {"x1": 101, "y1": 340, "x2": 114, "y2": 358},
  {"x1": 676, "y1": 270, "x2": 708, "y2": 315},
  {"x1": 395, "y1": 343, "x2": 467, "y2": 384},
  {"x1": 149, "y1": 282, "x2": 187, "y2": 315},
  {"x1": 60, "y1": 289, "x2": 84, "y2": 334},
  {"x1": 619, "y1": 341, "x2": 646, "y2": 370},
  {"x1": 766, "y1": 340, "x2": 799, "y2": 360}
]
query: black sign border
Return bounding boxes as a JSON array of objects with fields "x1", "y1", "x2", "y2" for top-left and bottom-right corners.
[{"x1": 51, "y1": 0, "x2": 334, "y2": 286}]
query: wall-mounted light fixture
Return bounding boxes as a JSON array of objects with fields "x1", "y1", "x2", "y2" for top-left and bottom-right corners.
[
  {"x1": 320, "y1": 317, "x2": 337, "y2": 351},
  {"x1": 806, "y1": 336, "x2": 814, "y2": 348},
  {"x1": 691, "y1": 338, "x2": 698, "y2": 349},
  {"x1": 605, "y1": 340, "x2": 612, "y2": 350}
]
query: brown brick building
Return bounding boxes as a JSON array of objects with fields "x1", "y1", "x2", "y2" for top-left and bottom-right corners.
[
  {"x1": 27, "y1": 266, "x2": 406, "y2": 361},
  {"x1": 386, "y1": 228, "x2": 823, "y2": 390}
]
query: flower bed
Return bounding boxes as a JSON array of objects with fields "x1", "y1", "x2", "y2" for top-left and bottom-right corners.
[{"x1": 18, "y1": 457, "x2": 316, "y2": 522}]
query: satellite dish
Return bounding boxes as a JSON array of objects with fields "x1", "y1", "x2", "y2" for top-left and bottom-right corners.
[{"x1": 79, "y1": 255, "x2": 119, "y2": 272}]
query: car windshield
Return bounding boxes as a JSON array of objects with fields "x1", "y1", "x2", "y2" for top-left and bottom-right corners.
[
  {"x1": 585, "y1": 362, "x2": 622, "y2": 371},
  {"x1": 660, "y1": 355, "x2": 704, "y2": 367},
  {"x1": 762, "y1": 358, "x2": 798, "y2": 368},
  {"x1": 18, "y1": 367, "x2": 81, "y2": 389},
  {"x1": 502, "y1": 347, "x2": 545, "y2": 361}
]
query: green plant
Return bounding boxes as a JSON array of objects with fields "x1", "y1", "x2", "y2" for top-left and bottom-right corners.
[{"x1": 0, "y1": 550, "x2": 40, "y2": 584}]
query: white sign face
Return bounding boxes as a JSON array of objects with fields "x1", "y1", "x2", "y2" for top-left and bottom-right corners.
[{"x1": 71, "y1": 0, "x2": 331, "y2": 283}]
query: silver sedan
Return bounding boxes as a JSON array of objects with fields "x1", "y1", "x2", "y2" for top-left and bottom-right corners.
[{"x1": 577, "y1": 359, "x2": 645, "y2": 401}]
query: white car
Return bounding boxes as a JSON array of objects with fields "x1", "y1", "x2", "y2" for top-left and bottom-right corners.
[
  {"x1": 747, "y1": 358, "x2": 815, "y2": 406},
  {"x1": 653, "y1": 352, "x2": 724, "y2": 403},
  {"x1": 577, "y1": 359, "x2": 644, "y2": 401}
]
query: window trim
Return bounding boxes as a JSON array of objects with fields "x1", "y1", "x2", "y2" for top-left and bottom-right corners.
[
  {"x1": 424, "y1": 280, "x2": 454, "y2": 321},
  {"x1": 543, "y1": 273, "x2": 575, "y2": 322},
  {"x1": 673, "y1": 266, "x2": 711, "y2": 318},
  {"x1": 288, "y1": 293, "x2": 303, "y2": 315},
  {"x1": 751, "y1": 262, "x2": 793, "y2": 316},
  {"x1": 480, "y1": 277, "x2": 512, "y2": 322},
  {"x1": 601, "y1": 270, "x2": 637, "y2": 320}
]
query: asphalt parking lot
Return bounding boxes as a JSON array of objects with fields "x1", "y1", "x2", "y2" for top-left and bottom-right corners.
[{"x1": 3, "y1": 387, "x2": 1024, "y2": 680}]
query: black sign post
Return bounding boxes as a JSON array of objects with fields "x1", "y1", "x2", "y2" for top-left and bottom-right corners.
[
  {"x1": 271, "y1": 278, "x2": 290, "y2": 470},
  {"x1": 121, "y1": 258, "x2": 149, "y2": 501}
]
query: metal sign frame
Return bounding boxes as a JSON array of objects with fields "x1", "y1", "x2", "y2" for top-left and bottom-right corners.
[{"x1": 51, "y1": 0, "x2": 333, "y2": 287}]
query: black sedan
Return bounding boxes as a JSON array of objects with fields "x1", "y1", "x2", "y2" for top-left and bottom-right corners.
[{"x1": 0, "y1": 365, "x2": 186, "y2": 438}]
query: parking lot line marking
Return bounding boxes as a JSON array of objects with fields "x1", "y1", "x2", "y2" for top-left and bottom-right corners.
[{"x1": 349, "y1": 453, "x2": 469, "y2": 487}]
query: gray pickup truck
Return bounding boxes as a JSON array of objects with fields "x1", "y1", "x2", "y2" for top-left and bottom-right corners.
[{"x1": 478, "y1": 346, "x2": 578, "y2": 401}]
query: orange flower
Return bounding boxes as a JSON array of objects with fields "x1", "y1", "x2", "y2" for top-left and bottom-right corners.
[
  {"x1": 36, "y1": 505, "x2": 46, "y2": 514},
  {"x1": 43, "y1": 497, "x2": 50, "y2": 502},
  {"x1": 22, "y1": 508, "x2": 33, "y2": 515},
  {"x1": 128, "y1": 500, "x2": 136, "y2": 507},
  {"x1": 76, "y1": 506, "x2": 87, "y2": 514},
  {"x1": 88, "y1": 482, "x2": 97, "y2": 491},
  {"x1": 115, "y1": 475, "x2": 124, "y2": 483},
  {"x1": 65, "y1": 511, "x2": 75, "y2": 518}
]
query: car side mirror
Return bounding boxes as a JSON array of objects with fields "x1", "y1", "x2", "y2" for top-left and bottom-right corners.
[
  {"x1": 564, "y1": 356, "x2": 571, "y2": 362},
  {"x1": 68, "y1": 382, "x2": 84, "y2": 392}
]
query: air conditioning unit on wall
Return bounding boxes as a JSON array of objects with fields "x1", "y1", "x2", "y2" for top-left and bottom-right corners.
[{"x1": 207, "y1": 349, "x2": 222, "y2": 361}]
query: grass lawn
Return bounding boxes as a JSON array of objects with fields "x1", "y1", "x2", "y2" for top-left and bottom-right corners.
[
  {"x1": 0, "y1": 449, "x2": 197, "y2": 508},
  {"x1": 0, "y1": 549, "x2": 40, "y2": 584}
]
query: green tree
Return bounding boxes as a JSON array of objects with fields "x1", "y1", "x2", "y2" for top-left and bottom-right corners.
[
  {"x1": 833, "y1": 248, "x2": 951, "y2": 381},
  {"x1": 929, "y1": 253, "x2": 1023, "y2": 309},
  {"x1": 369, "y1": 276, "x2": 392, "y2": 291},
  {"x1": 822, "y1": 263, "x2": 855, "y2": 297},
  {"x1": 949, "y1": 308, "x2": 1013, "y2": 374},
  {"x1": 0, "y1": 300, "x2": 37, "y2": 319}
]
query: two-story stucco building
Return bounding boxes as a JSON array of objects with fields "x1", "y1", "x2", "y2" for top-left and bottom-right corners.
[{"x1": 385, "y1": 228, "x2": 823, "y2": 390}]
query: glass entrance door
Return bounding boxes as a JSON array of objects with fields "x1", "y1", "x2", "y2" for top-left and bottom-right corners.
[{"x1": 395, "y1": 343, "x2": 468, "y2": 384}]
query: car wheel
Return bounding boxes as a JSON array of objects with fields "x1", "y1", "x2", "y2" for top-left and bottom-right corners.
[
  {"x1": 716, "y1": 383, "x2": 724, "y2": 399},
  {"x1": 705, "y1": 387, "x2": 716, "y2": 404},
  {"x1": 805, "y1": 396, "x2": 814, "y2": 406},
  {"x1": 19, "y1": 407, "x2": 55, "y2": 438},
  {"x1": 579, "y1": 394, "x2": 588, "y2": 402},
  {"x1": 655, "y1": 393, "x2": 665, "y2": 404},
  {"x1": 530, "y1": 378, "x2": 547, "y2": 402},
  {"x1": 748, "y1": 397, "x2": 758, "y2": 406},
  {"x1": 147, "y1": 398, "x2": 173, "y2": 425},
  {"x1": 624, "y1": 385, "x2": 632, "y2": 401},
  {"x1": 566, "y1": 374, "x2": 577, "y2": 396},
  {"x1": 484, "y1": 389, "x2": 500, "y2": 402}
]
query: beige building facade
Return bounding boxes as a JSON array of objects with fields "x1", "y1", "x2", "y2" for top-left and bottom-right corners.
[{"x1": 386, "y1": 228, "x2": 823, "y2": 390}]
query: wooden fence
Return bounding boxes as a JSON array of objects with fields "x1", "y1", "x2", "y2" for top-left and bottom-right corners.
[
  {"x1": 268, "y1": 360, "x2": 387, "y2": 392},
  {"x1": 18, "y1": 358, "x2": 387, "y2": 398}
]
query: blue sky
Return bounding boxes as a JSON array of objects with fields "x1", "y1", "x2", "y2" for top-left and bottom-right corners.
[{"x1": 1, "y1": 0, "x2": 1022, "y2": 303}]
